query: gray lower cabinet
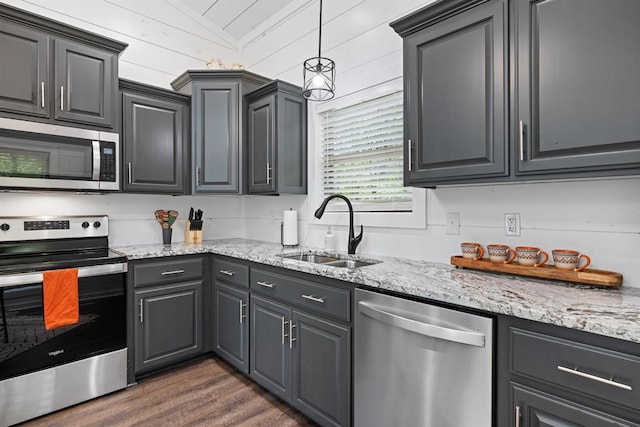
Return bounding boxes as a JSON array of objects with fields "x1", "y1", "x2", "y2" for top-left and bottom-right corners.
[
  {"x1": 134, "y1": 281, "x2": 203, "y2": 374},
  {"x1": 214, "y1": 283, "x2": 249, "y2": 373},
  {"x1": 130, "y1": 256, "x2": 205, "y2": 377},
  {"x1": 0, "y1": 4, "x2": 125, "y2": 128},
  {"x1": 170, "y1": 70, "x2": 271, "y2": 193},
  {"x1": 120, "y1": 79, "x2": 190, "y2": 194},
  {"x1": 512, "y1": 383, "x2": 639, "y2": 427},
  {"x1": 246, "y1": 80, "x2": 307, "y2": 195},
  {"x1": 250, "y1": 267, "x2": 351, "y2": 427},
  {"x1": 498, "y1": 315, "x2": 640, "y2": 426},
  {"x1": 250, "y1": 294, "x2": 291, "y2": 399}
]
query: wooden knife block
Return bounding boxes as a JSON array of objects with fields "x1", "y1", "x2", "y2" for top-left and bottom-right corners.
[{"x1": 184, "y1": 221, "x2": 202, "y2": 243}]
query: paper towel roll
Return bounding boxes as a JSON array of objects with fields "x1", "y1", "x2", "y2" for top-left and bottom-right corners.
[{"x1": 282, "y1": 209, "x2": 298, "y2": 246}]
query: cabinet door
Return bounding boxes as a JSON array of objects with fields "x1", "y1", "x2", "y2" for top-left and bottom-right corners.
[
  {"x1": 291, "y1": 310, "x2": 351, "y2": 427},
  {"x1": 135, "y1": 281, "x2": 203, "y2": 374},
  {"x1": 276, "y1": 91, "x2": 307, "y2": 194},
  {"x1": 0, "y1": 21, "x2": 49, "y2": 117},
  {"x1": 214, "y1": 282, "x2": 248, "y2": 373},
  {"x1": 248, "y1": 94, "x2": 276, "y2": 194},
  {"x1": 512, "y1": 383, "x2": 639, "y2": 427},
  {"x1": 122, "y1": 92, "x2": 186, "y2": 194},
  {"x1": 249, "y1": 294, "x2": 291, "y2": 401},
  {"x1": 404, "y1": 0, "x2": 507, "y2": 185},
  {"x1": 515, "y1": 0, "x2": 640, "y2": 176},
  {"x1": 54, "y1": 39, "x2": 115, "y2": 128},
  {"x1": 193, "y1": 81, "x2": 239, "y2": 193}
]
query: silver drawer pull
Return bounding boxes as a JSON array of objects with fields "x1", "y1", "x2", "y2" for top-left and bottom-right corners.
[
  {"x1": 558, "y1": 365, "x2": 632, "y2": 391},
  {"x1": 219, "y1": 269, "x2": 235, "y2": 276},
  {"x1": 161, "y1": 269, "x2": 185, "y2": 276},
  {"x1": 301, "y1": 294, "x2": 325, "y2": 303},
  {"x1": 289, "y1": 321, "x2": 296, "y2": 349},
  {"x1": 257, "y1": 281, "x2": 274, "y2": 288}
]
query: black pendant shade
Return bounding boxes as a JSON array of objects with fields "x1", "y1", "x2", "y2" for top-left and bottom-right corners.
[{"x1": 303, "y1": 0, "x2": 335, "y2": 101}]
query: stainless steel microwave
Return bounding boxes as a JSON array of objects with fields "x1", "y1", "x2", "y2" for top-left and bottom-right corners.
[{"x1": 0, "y1": 117, "x2": 119, "y2": 191}]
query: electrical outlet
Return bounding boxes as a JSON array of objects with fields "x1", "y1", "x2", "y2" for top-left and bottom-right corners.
[
  {"x1": 446, "y1": 212, "x2": 460, "y2": 235},
  {"x1": 504, "y1": 213, "x2": 520, "y2": 236}
]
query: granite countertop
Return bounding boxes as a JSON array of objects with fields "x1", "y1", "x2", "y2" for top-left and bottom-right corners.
[{"x1": 114, "y1": 238, "x2": 640, "y2": 344}]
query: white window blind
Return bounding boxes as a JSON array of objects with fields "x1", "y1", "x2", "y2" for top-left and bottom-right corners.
[{"x1": 321, "y1": 91, "x2": 411, "y2": 212}]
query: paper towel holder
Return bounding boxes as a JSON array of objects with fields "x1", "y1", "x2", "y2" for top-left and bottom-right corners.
[{"x1": 281, "y1": 220, "x2": 299, "y2": 248}]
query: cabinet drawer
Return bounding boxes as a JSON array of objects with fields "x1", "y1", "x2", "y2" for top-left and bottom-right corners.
[
  {"x1": 214, "y1": 258, "x2": 249, "y2": 288},
  {"x1": 251, "y1": 269, "x2": 351, "y2": 322},
  {"x1": 511, "y1": 328, "x2": 640, "y2": 410},
  {"x1": 133, "y1": 257, "x2": 203, "y2": 287}
]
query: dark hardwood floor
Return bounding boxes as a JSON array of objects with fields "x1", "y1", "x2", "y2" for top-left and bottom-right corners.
[{"x1": 20, "y1": 357, "x2": 316, "y2": 427}]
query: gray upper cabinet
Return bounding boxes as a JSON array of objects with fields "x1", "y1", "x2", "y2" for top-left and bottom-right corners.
[
  {"x1": 391, "y1": 0, "x2": 507, "y2": 186},
  {"x1": 515, "y1": 0, "x2": 640, "y2": 177},
  {"x1": 246, "y1": 80, "x2": 307, "y2": 195},
  {"x1": 54, "y1": 40, "x2": 117, "y2": 128},
  {"x1": 0, "y1": 21, "x2": 49, "y2": 117},
  {"x1": 171, "y1": 70, "x2": 271, "y2": 193},
  {"x1": 0, "y1": 4, "x2": 125, "y2": 129},
  {"x1": 120, "y1": 80, "x2": 190, "y2": 194},
  {"x1": 392, "y1": 0, "x2": 640, "y2": 187}
]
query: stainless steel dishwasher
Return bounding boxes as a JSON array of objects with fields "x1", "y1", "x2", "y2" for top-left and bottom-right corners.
[{"x1": 354, "y1": 288, "x2": 493, "y2": 427}]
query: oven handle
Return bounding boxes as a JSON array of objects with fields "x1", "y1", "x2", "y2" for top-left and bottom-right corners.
[{"x1": 0, "y1": 262, "x2": 128, "y2": 288}]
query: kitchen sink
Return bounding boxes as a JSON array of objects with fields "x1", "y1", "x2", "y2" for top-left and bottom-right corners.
[
  {"x1": 323, "y1": 259, "x2": 377, "y2": 268},
  {"x1": 280, "y1": 253, "x2": 341, "y2": 264},
  {"x1": 279, "y1": 252, "x2": 380, "y2": 269}
]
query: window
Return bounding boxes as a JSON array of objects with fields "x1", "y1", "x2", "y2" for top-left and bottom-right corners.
[{"x1": 320, "y1": 91, "x2": 410, "y2": 212}]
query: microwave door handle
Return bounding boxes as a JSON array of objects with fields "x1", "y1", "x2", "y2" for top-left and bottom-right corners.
[{"x1": 92, "y1": 140, "x2": 101, "y2": 180}]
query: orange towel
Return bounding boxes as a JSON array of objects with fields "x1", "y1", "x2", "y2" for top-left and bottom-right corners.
[{"x1": 43, "y1": 268, "x2": 79, "y2": 330}]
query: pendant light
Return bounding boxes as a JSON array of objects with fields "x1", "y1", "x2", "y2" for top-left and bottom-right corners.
[{"x1": 303, "y1": 0, "x2": 335, "y2": 101}]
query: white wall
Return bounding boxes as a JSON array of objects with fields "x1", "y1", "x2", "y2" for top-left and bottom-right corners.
[
  {"x1": 239, "y1": 0, "x2": 640, "y2": 287},
  {"x1": 1, "y1": 1, "x2": 639, "y2": 287},
  {"x1": 2, "y1": 0, "x2": 240, "y2": 88}
]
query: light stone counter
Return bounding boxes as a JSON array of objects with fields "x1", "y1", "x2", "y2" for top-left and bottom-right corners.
[{"x1": 114, "y1": 238, "x2": 640, "y2": 344}]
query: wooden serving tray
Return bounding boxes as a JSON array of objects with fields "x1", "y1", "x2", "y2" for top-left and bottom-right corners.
[{"x1": 450, "y1": 256, "x2": 623, "y2": 287}]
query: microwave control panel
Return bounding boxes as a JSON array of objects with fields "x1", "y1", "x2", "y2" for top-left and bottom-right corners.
[{"x1": 100, "y1": 141, "x2": 116, "y2": 182}]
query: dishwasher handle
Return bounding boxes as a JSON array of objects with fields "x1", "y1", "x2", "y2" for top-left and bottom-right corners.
[{"x1": 358, "y1": 301, "x2": 486, "y2": 347}]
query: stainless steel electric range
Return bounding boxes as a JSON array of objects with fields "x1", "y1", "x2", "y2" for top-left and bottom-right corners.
[{"x1": 0, "y1": 215, "x2": 127, "y2": 426}]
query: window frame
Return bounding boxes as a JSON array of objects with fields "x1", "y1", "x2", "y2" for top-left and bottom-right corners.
[{"x1": 308, "y1": 78, "x2": 427, "y2": 230}]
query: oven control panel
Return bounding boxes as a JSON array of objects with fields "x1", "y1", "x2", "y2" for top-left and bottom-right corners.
[{"x1": 0, "y1": 216, "x2": 109, "y2": 241}]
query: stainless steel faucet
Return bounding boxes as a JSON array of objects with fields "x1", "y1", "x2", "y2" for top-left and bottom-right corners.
[{"x1": 314, "y1": 194, "x2": 363, "y2": 254}]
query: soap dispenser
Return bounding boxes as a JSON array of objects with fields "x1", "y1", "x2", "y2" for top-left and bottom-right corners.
[{"x1": 324, "y1": 227, "x2": 335, "y2": 251}]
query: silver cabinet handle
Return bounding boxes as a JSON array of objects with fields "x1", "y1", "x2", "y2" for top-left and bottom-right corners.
[
  {"x1": 139, "y1": 299, "x2": 144, "y2": 323},
  {"x1": 282, "y1": 318, "x2": 289, "y2": 344},
  {"x1": 60, "y1": 85, "x2": 64, "y2": 111},
  {"x1": 196, "y1": 167, "x2": 201, "y2": 186},
  {"x1": 289, "y1": 321, "x2": 296, "y2": 349},
  {"x1": 408, "y1": 138, "x2": 412, "y2": 172},
  {"x1": 239, "y1": 300, "x2": 246, "y2": 324},
  {"x1": 41, "y1": 82, "x2": 45, "y2": 108},
  {"x1": 358, "y1": 301, "x2": 486, "y2": 347},
  {"x1": 128, "y1": 162, "x2": 132, "y2": 184},
  {"x1": 219, "y1": 269, "x2": 235, "y2": 276},
  {"x1": 515, "y1": 405, "x2": 520, "y2": 427},
  {"x1": 519, "y1": 120, "x2": 524, "y2": 161},
  {"x1": 301, "y1": 294, "x2": 325, "y2": 304},
  {"x1": 256, "y1": 281, "x2": 274, "y2": 288},
  {"x1": 558, "y1": 365, "x2": 632, "y2": 391},
  {"x1": 266, "y1": 162, "x2": 271, "y2": 184},
  {"x1": 161, "y1": 269, "x2": 185, "y2": 276}
]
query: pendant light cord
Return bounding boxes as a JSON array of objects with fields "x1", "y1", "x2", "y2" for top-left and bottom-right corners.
[{"x1": 317, "y1": 0, "x2": 323, "y2": 59}]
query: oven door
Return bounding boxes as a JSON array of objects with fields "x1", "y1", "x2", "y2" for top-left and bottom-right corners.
[
  {"x1": 0, "y1": 263, "x2": 126, "y2": 381},
  {"x1": 0, "y1": 117, "x2": 119, "y2": 191}
]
